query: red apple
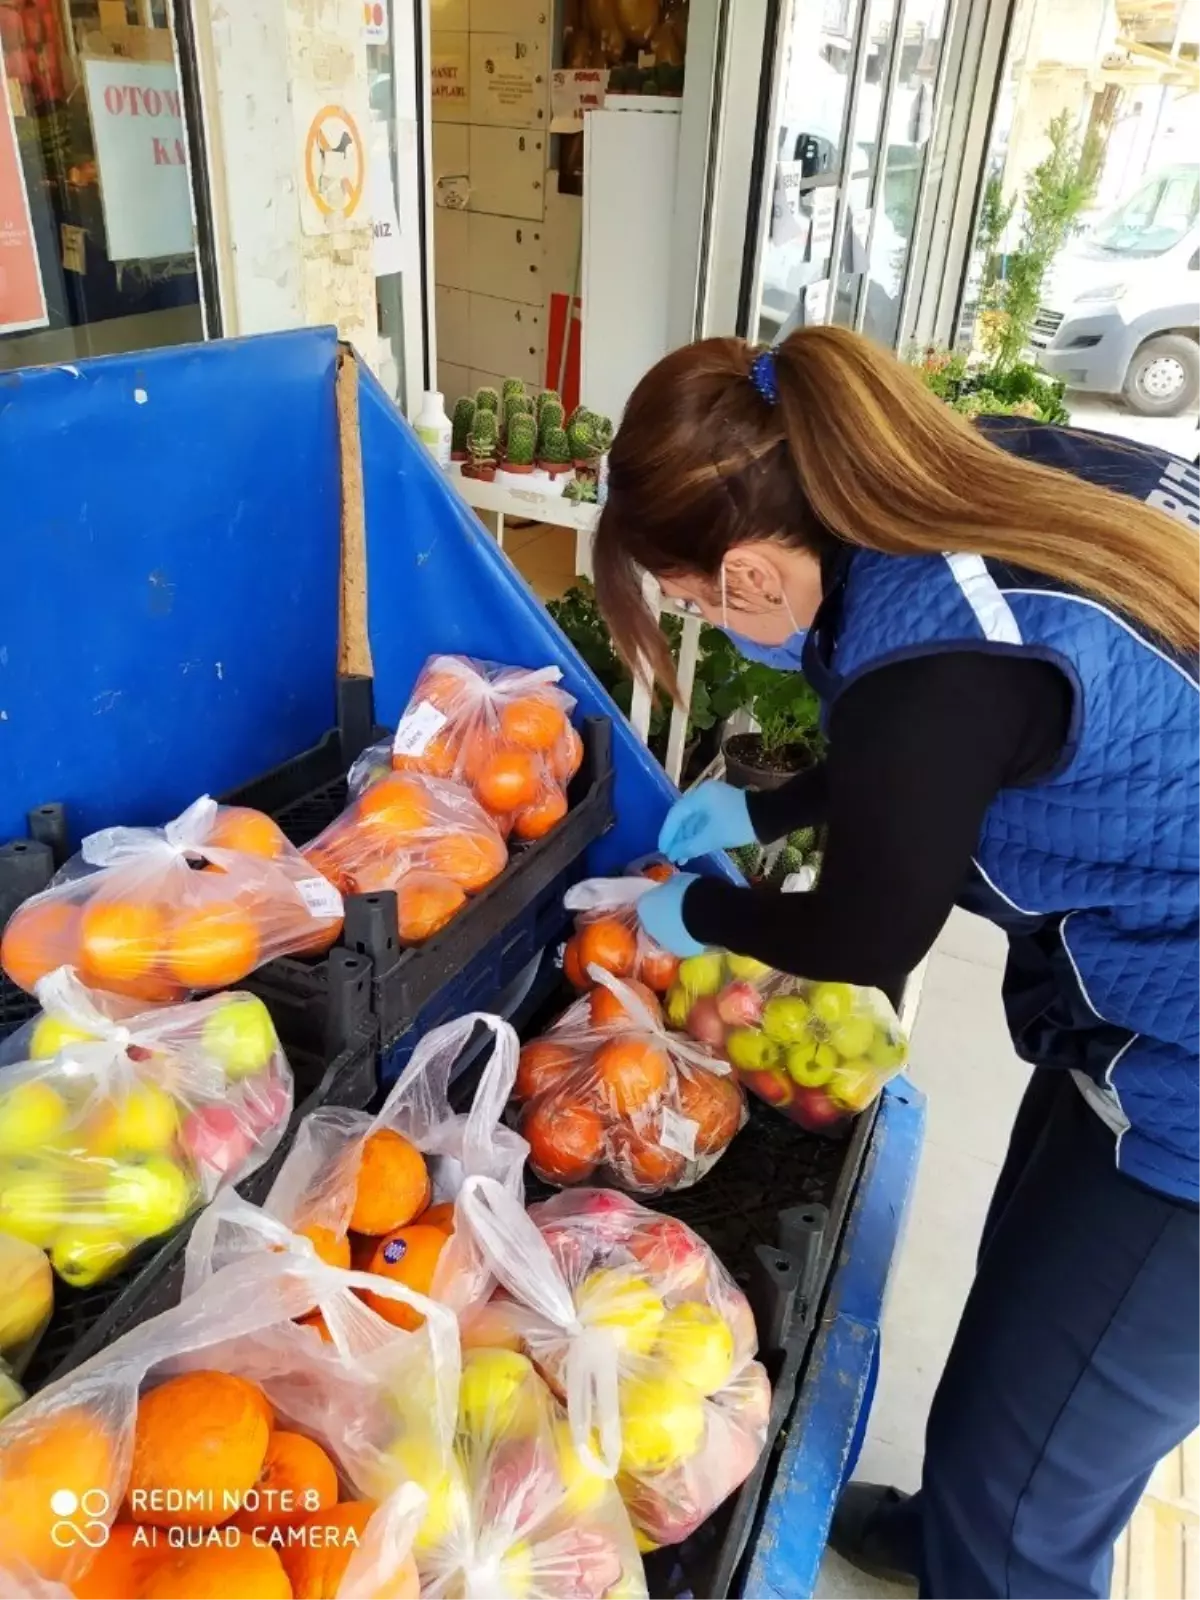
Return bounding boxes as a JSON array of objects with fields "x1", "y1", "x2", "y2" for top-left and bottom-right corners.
[
  {"x1": 238, "y1": 1072, "x2": 291, "y2": 1135},
  {"x1": 744, "y1": 1068, "x2": 794, "y2": 1108},
  {"x1": 182, "y1": 1104, "x2": 256, "y2": 1177},
  {"x1": 627, "y1": 1216, "x2": 710, "y2": 1291},
  {"x1": 716, "y1": 981, "x2": 764, "y2": 1028},
  {"x1": 792, "y1": 1088, "x2": 846, "y2": 1130},
  {"x1": 481, "y1": 1436, "x2": 558, "y2": 1529},
  {"x1": 686, "y1": 996, "x2": 727, "y2": 1048},
  {"x1": 543, "y1": 1527, "x2": 623, "y2": 1598}
]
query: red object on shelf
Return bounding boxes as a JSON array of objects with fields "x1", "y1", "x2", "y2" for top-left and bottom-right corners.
[{"x1": 545, "y1": 292, "x2": 581, "y2": 414}]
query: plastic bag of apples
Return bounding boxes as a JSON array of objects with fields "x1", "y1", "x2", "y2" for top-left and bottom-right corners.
[
  {"x1": 0, "y1": 795, "x2": 343, "y2": 1003},
  {"x1": 459, "y1": 1176, "x2": 772, "y2": 1555},
  {"x1": 513, "y1": 969, "x2": 745, "y2": 1196},
  {"x1": 261, "y1": 1014, "x2": 529, "y2": 1321},
  {"x1": 0, "y1": 967, "x2": 292, "y2": 1288},
  {"x1": 0, "y1": 1250, "x2": 448, "y2": 1600},
  {"x1": 303, "y1": 771, "x2": 508, "y2": 945},
  {"x1": 349, "y1": 655, "x2": 584, "y2": 843},
  {"x1": 561, "y1": 871, "x2": 680, "y2": 995}
]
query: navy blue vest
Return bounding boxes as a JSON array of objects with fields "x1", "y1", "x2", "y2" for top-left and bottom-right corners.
[{"x1": 802, "y1": 420, "x2": 1199, "y2": 1202}]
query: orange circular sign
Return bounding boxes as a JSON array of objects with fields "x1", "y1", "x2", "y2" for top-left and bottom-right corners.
[{"x1": 304, "y1": 104, "x2": 365, "y2": 221}]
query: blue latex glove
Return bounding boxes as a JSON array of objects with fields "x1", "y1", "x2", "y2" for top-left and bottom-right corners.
[
  {"x1": 657, "y1": 781, "x2": 756, "y2": 864},
  {"x1": 637, "y1": 872, "x2": 707, "y2": 957}
]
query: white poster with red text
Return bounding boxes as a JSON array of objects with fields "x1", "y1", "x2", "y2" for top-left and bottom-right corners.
[{"x1": 83, "y1": 57, "x2": 195, "y2": 261}]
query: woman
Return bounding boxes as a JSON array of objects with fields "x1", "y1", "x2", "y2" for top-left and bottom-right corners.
[{"x1": 592, "y1": 326, "x2": 1199, "y2": 1600}]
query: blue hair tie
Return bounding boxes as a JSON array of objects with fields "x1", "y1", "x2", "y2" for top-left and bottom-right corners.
[{"x1": 749, "y1": 348, "x2": 778, "y2": 404}]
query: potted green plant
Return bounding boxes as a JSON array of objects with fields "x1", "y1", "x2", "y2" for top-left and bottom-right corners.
[
  {"x1": 537, "y1": 389, "x2": 563, "y2": 421},
  {"x1": 538, "y1": 396, "x2": 565, "y2": 438},
  {"x1": 503, "y1": 393, "x2": 534, "y2": 447},
  {"x1": 502, "y1": 412, "x2": 537, "y2": 476},
  {"x1": 450, "y1": 396, "x2": 476, "y2": 463},
  {"x1": 722, "y1": 666, "x2": 824, "y2": 790},
  {"x1": 464, "y1": 409, "x2": 499, "y2": 482},
  {"x1": 501, "y1": 377, "x2": 526, "y2": 407},
  {"x1": 568, "y1": 409, "x2": 614, "y2": 487},
  {"x1": 474, "y1": 386, "x2": 500, "y2": 418},
  {"x1": 538, "y1": 424, "x2": 572, "y2": 481}
]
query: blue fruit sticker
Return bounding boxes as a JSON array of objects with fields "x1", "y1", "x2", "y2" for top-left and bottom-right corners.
[{"x1": 382, "y1": 1238, "x2": 408, "y2": 1265}]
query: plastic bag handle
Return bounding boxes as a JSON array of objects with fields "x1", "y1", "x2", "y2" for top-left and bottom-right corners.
[
  {"x1": 33, "y1": 966, "x2": 126, "y2": 1036},
  {"x1": 461, "y1": 1016, "x2": 520, "y2": 1169},
  {"x1": 339, "y1": 1482, "x2": 429, "y2": 1600},
  {"x1": 564, "y1": 1327, "x2": 622, "y2": 1480},
  {"x1": 82, "y1": 794, "x2": 219, "y2": 867},
  {"x1": 564, "y1": 877, "x2": 655, "y2": 915},
  {"x1": 589, "y1": 966, "x2": 732, "y2": 1076},
  {"x1": 457, "y1": 1176, "x2": 579, "y2": 1330}
]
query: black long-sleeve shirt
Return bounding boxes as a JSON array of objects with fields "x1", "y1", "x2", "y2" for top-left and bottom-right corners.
[{"x1": 681, "y1": 652, "x2": 1072, "y2": 992}]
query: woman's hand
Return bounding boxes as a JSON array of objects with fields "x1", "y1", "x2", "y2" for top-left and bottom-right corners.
[
  {"x1": 657, "y1": 781, "x2": 756, "y2": 864},
  {"x1": 637, "y1": 873, "x2": 707, "y2": 957}
]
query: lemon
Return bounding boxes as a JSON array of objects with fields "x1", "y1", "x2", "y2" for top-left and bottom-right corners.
[{"x1": 576, "y1": 1268, "x2": 665, "y2": 1355}]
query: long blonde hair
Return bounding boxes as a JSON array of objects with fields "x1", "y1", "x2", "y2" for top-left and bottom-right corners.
[{"x1": 593, "y1": 326, "x2": 1199, "y2": 684}]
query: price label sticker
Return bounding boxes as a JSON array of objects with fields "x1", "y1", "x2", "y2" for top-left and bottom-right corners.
[
  {"x1": 296, "y1": 876, "x2": 344, "y2": 919},
  {"x1": 393, "y1": 701, "x2": 448, "y2": 757},
  {"x1": 657, "y1": 1107, "x2": 698, "y2": 1161}
]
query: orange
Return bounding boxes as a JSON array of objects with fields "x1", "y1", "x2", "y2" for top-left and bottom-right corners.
[
  {"x1": 677, "y1": 1067, "x2": 744, "y2": 1154},
  {"x1": 281, "y1": 1499, "x2": 420, "y2": 1599},
  {"x1": 562, "y1": 936, "x2": 587, "y2": 990},
  {"x1": 0, "y1": 1407, "x2": 115, "y2": 1580},
  {"x1": 129, "y1": 1371, "x2": 271, "y2": 1528},
  {"x1": 79, "y1": 897, "x2": 167, "y2": 987},
  {"x1": 523, "y1": 1095, "x2": 604, "y2": 1184},
  {"x1": 208, "y1": 807, "x2": 289, "y2": 859},
  {"x1": 167, "y1": 904, "x2": 260, "y2": 989},
  {"x1": 301, "y1": 841, "x2": 352, "y2": 896},
  {"x1": 349, "y1": 1232, "x2": 377, "y2": 1271},
  {"x1": 551, "y1": 724, "x2": 585, "y2": 783},
  {"x1": 640, "y1": 861, "x2": 675, "y2": 884},
  {"x1": 357, "y1": 776, "x2": 431, "y2": 838},
  {"x1": 577, "y1": 918, "x2": 637, "y2": 980},
  {"x1": 474, "y1": 749, "x2": 542, "y2": 815},
  {"x1": 73, "y1": 1523, "x2": 164, "y2": 1599},
  {"x1": 391, "y1": 729, "x2": 459, "y2": 779},
  {"x1": 416, "y1": 670, "x2": 469, "y2": 712},
  {"x1": 594, "y1": 1037, "x2": 671, "y2": 1115},
  {"x1": 395, "y1": 874, "x2": 465, "y2": 943},
  {"x1": 364, "y1": 1224, "x2": 447, "y2": 1329},
  {"x1": 513, "y1": 789, "x2": 568, "y2": 841},
  {"x1": 417, "y1": 1200, "x2": 457, "y2": 1234},
  {"x1": 589, "y1": 978, "x2": 663, "y2": 1031},
  {"x1": 427, "y1": 830, "x2": 507, "y2": 892},
  {"x1": 141, "y1": 1542, "x2": 291, "y2": 1599},
  {"x1": 297, "y1": 1223, "x2": 351, "y2": 1270},
  {"x1": 515, "y1": 1039, "x2": 574, "y2": 1101},
  {"x1": 350, "y1": 1129, "x2": 430, "y2": 1236},
  {"x1": 638, "y1": 946, "x2": 681, "y2": 994},
  {"x1": 610, "y1": 1125, "x2": 687, "y2": 1190},
  {"x1": 0, "y1": 896, "x2": 79, "y2": 992},
  {"x1": 499, "y1": 695, "x2": 567, "y2": 752},
  {"x1": 233, "y1": 1430, "x2": 339, "y2": 1529}
]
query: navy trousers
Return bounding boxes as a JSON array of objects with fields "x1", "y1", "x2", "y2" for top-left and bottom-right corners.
[{"x1": 889, "y1": 1069, "x2": 1199, "y2": 1598}]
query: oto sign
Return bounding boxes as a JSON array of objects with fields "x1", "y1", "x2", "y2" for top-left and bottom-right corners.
[{"x1": 83, "y1": 57, "x2": 195, "y2": 262}]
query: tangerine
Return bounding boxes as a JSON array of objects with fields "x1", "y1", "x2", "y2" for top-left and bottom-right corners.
[
  {"x1": 523, "y1": 1096, "x2": 605, "y2": 1184},
  {"x1": 167, "y1": 903, "x2": 260, "y2": 988},
  {"x1": 594, "y1": 1037, "x2": 671, "y2": 1116},
  {"x1": 141, "y1": 1541, "x2": 292, "y2": 1599},
  {"x1": 551, "y1": 724, "x2": 585, "y2": 784},
  {"x1": 427, "y1": 830, "x2": 507, "y2": 892},
  {"x1": 515, "y1": 1039, "x2": 574, "y2": 1101},
  {"x1": 0, "y1": 897, "x2": 79, "y2": 992},
  {"x1": 364, "y1": 1223, "x2": 447, "y2": 1329},
  {"x1": 396, "y1": 874, "x2": 466, "y2": 942},
  {"x1": 474, "y1": 749, "x2": 542, "y2": 814},
  {"x1": 391, "y1": 729, "x2": 459, "y2": 779},
  {"x1": 357, "y1": 775, "x2": 431, "y2": 838},
  {"x1": 638, "y1": 946, "x2": 681, "y2": 993},
  {"x1": 0, "y1": 1407, "x2": 115, "y2": 1579},
  {"x1": 677, "y1": 1067, "x2": 744, "y2": 1154},
  {"x1": 589, "y1": 978, "x2": 663, "y2": 1031},
  {"x1": 282, "y1": 1499, "x2": 420, "y2": 1599},
  {"x1": 233, "y1": 1430, "x2": 339, "y2": 1528},
  {"x1": 208, "y1": 807, "x2": 289, "y2": 859},
  {"x1": 417, "y1": 1200, "x2": 457, "y2": 1234},
  {"x1": 499, "y1": 695, "x2": 567, "y2": 752},
  {"x1": 297, "y1": 1223, "x2": 351, "y2": 1270},
  {"x1": 513, "y1": 788, "x2": 568, "y2": 841},
  {"x1": 640, "y1": 861, "x2": 675, "y2": 884},
  {"x1": 562, "y1": 937, "x2": 587, "y2": 990},
  {"x1": 418, "y1": 669, "x2": 470, "y2": 712},
  {"x1": 301, "y1": 842, "x2": 352, "y2": 896},
  {"x1": 73, "y1": 1523, "x2": 163, "y2": 1599},
  {"x1": 79, "y1": 897, "x2": 167, "y2": 988},
  {"x1": 609, "y1": 1125, "x2": 687, "y2": 1191},
  {"x1": 577, "y1": 918, "x2": 638, "y2": 980},
  {"x1": 129, "y1": 1371, "x2": 271, "y2": 1528},
  {"x1": 350, "y1": 1129, "x2": 430, "y2": 1236}
]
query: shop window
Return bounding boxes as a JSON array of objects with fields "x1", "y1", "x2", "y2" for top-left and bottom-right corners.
[{"x1": 1, "y1": 0, "x2": 204, "y2": 373}]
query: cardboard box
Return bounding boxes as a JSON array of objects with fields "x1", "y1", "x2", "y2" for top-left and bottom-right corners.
[{"x1": 468, "y1": 32, "x2": 548, "y2": 129}]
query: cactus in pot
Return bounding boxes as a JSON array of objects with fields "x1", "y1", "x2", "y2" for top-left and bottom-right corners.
[
  {"x1": 538, "y1": 397, "x2": 565, "y2": 440},
  {"x1": 568, "y1": 408, "x2": 613, "y2": 484},
  {"x1": 451, "y1": 396, "x2": 476, "y2": 461},
  {"x1": 465, "y1": 408, "x2": 499, "y2": 480},
  {"x1": 537, "y1": 388, "x2": 562, "y2": 421},
  {"x1": 504, "y1": 412, "x2": 537, "y2": 474},
  {"x1": 474, "y1": 386, "x2": 500, "y2": 416},
  {"x1": 501, "y1": 376, "x2": 526, "y2": 406},
  {"x1": 538, "y1": 424, "x2": 572, "y2": 479},
  {"x1": 503, "y1": 392, "x2": 534, "y2": 446}
]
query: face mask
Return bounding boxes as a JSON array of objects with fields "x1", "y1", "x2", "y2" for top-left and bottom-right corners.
[{"x1": 720, "y1": 567, "x2": 808, "y2": 671}]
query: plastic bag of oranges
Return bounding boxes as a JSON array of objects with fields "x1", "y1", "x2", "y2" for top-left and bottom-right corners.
[
  {"x1": 0, "y1": 796, "x2": 344, "y2": 1003},
  {"x1": 561, "y1": 873, "x2": 683, "y2": 995},
  {"x1": 0, "y1": 966, "x2": 293, "y2": 1288},
  {"x1": 351, "y1": 655, "x2": 584, "y2": 842},
  {"x1": 302, "y1": 771, "x2": 508, "y2": 946},
  {"x1": 0, "y1": 1249, "x2": 454, "y2": 1598},
  {"x1": 262, "y1": 1013, "x2": 528, "y2": 1320},
  {"x1": 513, "y1": 969, "x2": 746, "y2": 1196},
  {"x1": 458, "y1": 1176, "x2": 771, "y2": 1552}
]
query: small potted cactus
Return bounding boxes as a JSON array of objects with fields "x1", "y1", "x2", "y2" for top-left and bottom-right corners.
[
  {"x1": 503, "y1": 392, "x2": 534, "y2": 445},
  {"x1": 538, "y1": 395, "x2": 565, "y2": 438},
  {"x1": 568, "y1": 408, "x2": 614, "y2": 487},
  {"x1": 464, "y1": 408, "x2": 499, "y2": 482},
  {"x1": 474, "y1": 386, "x2": 500, "y2": 417},
  {"x1": 502, "y1": 412, "x2": 537, "y2": 475},
  {"x1": 538, "y1": 424, "x2": 572, "y2": 481},
  {"x1": 501, "y1": 376, "x2": 526, "y2": 407},
  {"x1": 451, "y1": 396, "x2": 476, "y2": 463}
]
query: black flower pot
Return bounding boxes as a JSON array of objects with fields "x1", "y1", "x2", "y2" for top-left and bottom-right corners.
[{"x1": 723, "y1": 732, "x2": 816, "y2": 791}]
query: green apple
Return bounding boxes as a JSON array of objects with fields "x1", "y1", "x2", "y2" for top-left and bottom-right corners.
[
  {"x1": 0, "y1": 1166, "x2": 67, "y2": 1248},
  {"x1": 87, "y1": 1084, "x2": 179, "y2": 1158},
  {"x1": 726, "y1": 954, "x2": 772, "y2": 983},
  {"x1": 676, "y1": 953, "x2": 726, "y2": 998},
  {"x1": 810, "y1": 983, "x2": 856, "y2": 1026},
  {"x1": 761, "y1": 995, "x2": 811, "y2": 1045},
  {"x1": 786, "y1": 1038, "x2": 835, "y2": 1087},
  {"x1": 28, "y1": 1017, "x2": 98, "y2": 1061},
  {"x1": 665, "y1": 985, "x2": 691, "y2": 1031},
  {"x1": 813, "y1": 1042, "x2": 840, "y2": 1076},
  {"x1": 830, "y1": 1062, "x2": 882, "y2": 1112},
  {"x1": 726, "y1": 1028, "x2": 781, "y2": 1073},
  {"x1": 869, "y1": 1031, "x2": 908, "y2": 1071},
  {"x1": 104, "y1": 1157, "x2": 195, "y2": 1241},
  {"x1": 830, "y1": 1016, "x2": 874, "y2": 1059},
  {"x1": 201, "y1": 996, "x2": 278, "y2": 1080},
  {"x1": 51, "y1": 1223, "x2": 130, "y2": 1287},
  {"x1": 0, "y1": 1081, "x2": 69, "y2": 1156}
]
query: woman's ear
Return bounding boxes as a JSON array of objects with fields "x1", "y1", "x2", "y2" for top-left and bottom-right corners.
[{"x1": 724, "y1": 546, "x2": 786, "y2": 609}]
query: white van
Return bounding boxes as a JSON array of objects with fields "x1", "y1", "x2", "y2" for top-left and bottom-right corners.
[{"x1": 1030, "y1": 164, "x2": 1199, "y2": 417}]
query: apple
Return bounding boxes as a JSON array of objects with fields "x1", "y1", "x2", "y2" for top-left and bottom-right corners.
[
  {"x1": 618, "y1": 1373, "x2": 706, "y2": 1473},
  {"x1": 238, "y1": 1072, "x2": 291, "y2": 1135},
  {"x1": 0, "y1": 1081, "x2": 68, "y2": 1155},
  {"x1": 28, "y1": 1016, "x2": 97, "y2": 1060},
  {"x1": 792, "y1": 1088, "x2": 846, "y2": 1131},
  {"x1": 628, "y1": 1216, "x2": 709, "y2": 1290},
  {"x1": 676, "y1": 952, "x2": 725, "y2": 998},
  {"x1": 716, "y1": 981, "x2": 764, "y2": 1028},
  {"x1": 50, "y1": 1223, "x2": 129, "y2": 1288},
  {"x1": 552, "y1": 1526, "x2": 623, "y2": 1597},
  {"x1": 553, "y1": 1419, "x2": 610, "y2": 1515},
  {"x1": 810, "y1": 982, "x2": 856, "y2": 1026},
  {"x1": 201, "y1": 995, "x2": 278, "y2": 1079},
  {"x1": 0, "y1": 1166, "x2": 67, "y2": 1248},
  {"x1": 576, "y1": 1268, "x2": 664, "y2": 1355},
  {"x1": 830, "y1": 1061, "x2": 881, "y2": 1112},
  {"x1": 457, "y1": 1348, "x2": 535, "y2": 1436},
  {"x1": 183, "y1": 1104, "x2": 256, "y2": 1177},
  {"x1": 657, "y1": 1302, "x2": 735, "y2": 1395},
  {"x1": 665, "y1": 984, "x2": 691, "y2": 1030},
  {"x1": 481, "y1": 1434, "x2": 558, "y2": 1529},
  {"x1": 786, "y1": 1039, "x2": 834, "y2": 1087},
  {"x1": 761, "y1": 995, "x2": 812, "y2": 1045},
  {"x1": 87, "y1": 1084, "x2": 179, "y2": 1158},
  {"x1": 726, "y1": 953, "x2": 772, "y2": 983},
  {"x1": 103, "y1": 1156, "x2": 195, "y2": 1240},
  {"x1": 743, "y1": 1067, "x2": 793, "y2": 1107},
  {"x1": 830, "y1": 1015, "x2": 875, "y2": 1059},
  {"x1": 869, "y1": 1030, "x2": 908, "y2": 1071},
  {"x1": 686, "y1": 995, "x2": 727, "y2": 1048},
  {"x1": 726, "y1": 1028, "x2": 781, "y2": 1073}
]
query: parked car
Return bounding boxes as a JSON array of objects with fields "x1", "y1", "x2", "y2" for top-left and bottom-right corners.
[{"x1": 1030, "y1": 164, "x2": 1199, "y2": 417}]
